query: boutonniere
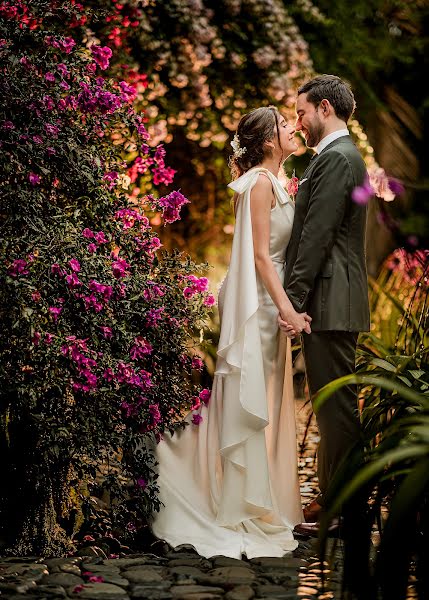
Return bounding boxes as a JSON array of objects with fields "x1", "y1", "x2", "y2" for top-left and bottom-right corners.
[{"x1": 286, "y1": 170, "x2": 299, "y2": 201}]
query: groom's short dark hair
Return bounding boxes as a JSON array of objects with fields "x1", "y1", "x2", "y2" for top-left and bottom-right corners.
[{"x1": 298, "y1": 75, "x2": 356, "y2": 123}]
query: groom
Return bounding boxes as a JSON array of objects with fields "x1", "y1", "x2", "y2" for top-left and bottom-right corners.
[{"x1": 281, "y1": 75, "x2": 370, "y2": 535}]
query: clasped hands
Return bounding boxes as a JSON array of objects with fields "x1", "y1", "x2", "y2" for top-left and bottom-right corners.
[{"x1": 278, "y1": 310, "x2": 312, "y2": 338}]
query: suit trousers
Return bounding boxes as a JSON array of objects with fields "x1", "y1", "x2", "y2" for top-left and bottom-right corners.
[{"x1": 302, "y1": 331, "x2": 361, "y2": 504}]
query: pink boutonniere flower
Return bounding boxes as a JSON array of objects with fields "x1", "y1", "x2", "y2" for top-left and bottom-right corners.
[{"x1": 286, "y1": 171, "x2": 299, "y2": 201}]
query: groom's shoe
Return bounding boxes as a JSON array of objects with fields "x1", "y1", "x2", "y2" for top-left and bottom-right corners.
[
  {"x1": 303, "y1": 498, "x2": 323, "y2": 522},
  {"x1": 293, "y1": 517, "x2": 342, "y2": 539}
]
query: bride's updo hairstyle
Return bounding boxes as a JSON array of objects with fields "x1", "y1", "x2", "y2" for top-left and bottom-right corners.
[{"x1": 229, "y1": 106, "x2": 282, "y2": 180}]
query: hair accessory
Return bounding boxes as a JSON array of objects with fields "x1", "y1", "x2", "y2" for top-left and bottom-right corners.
[{"x1": 230, "y1": 133, "x2": 247, "y2": 158}]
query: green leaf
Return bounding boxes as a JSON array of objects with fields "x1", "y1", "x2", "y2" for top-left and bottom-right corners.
[
  {"x1": 319, "y1": 444, "x2": 429, "y2": 540},
  {"x1": 313, "y1": 373, "x2": 429, "y2": 413}
]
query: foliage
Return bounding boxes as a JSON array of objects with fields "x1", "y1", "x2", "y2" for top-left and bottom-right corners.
[
  {"x1": 0, "y1": 0, "x2": 213, "y2": 555},
  {"x1": 314, "y1": 249, "x2": 429, "y2": 599},
  {"x1": 292, "y1": 0, "x2": 429, "y2": 251},
  {"x1": 85, "y1": 0, "x2": 319, "y2": 261}
]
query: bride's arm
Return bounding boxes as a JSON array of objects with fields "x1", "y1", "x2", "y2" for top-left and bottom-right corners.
[{"x1": 250, "y1": 175, "x2": 311, "y2": 335}]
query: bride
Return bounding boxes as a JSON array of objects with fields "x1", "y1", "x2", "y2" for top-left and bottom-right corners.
[{"x1": 151, "y1": 106, "x2": 312, "y2": 559}]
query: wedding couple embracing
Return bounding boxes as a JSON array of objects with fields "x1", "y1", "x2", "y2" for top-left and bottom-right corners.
[{"x1": 151, "y1": 74, "x2": 370, "y2": 558}]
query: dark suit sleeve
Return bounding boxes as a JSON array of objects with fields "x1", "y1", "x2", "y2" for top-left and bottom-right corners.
[{"x1": 286, "y1": 150, "x2": 354, "y2": 311}]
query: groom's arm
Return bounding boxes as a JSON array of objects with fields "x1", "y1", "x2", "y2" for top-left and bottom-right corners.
[{"x1": 286, "y1": 150, "x2": 354, "y2": 312}]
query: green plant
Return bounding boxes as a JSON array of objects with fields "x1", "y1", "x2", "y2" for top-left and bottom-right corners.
[{"x1": 314, "y1": 249, "x2": 429, "y2": 599}]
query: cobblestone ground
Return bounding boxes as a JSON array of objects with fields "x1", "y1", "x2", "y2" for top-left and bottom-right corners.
[{"x1": 0, "y1": 400, "x2": 345, "y2": 600}]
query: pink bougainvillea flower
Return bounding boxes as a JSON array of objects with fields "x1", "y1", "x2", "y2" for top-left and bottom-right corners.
[
  {"x1": 192, "y1": 413, "x2": 203, "y2": 425},
  {"x1": 153, "y1": 165, "x2": 176, "y2": 187},
  {"x1": 31, "y1": 290, "x2": 41, "y2": 302},
  {"x1": 72, "y1": 584, "x2": 85, "y2": 593},
  {"x1": 191, "y1": 357, "x2": 204, "y2": 370},
  {"x1": 57, "y1": 63, "x2": 69, "y2": 77},
  {"x1": 95, "y1": 231, "x2": 108, "y2": 244},
  {"x1": 45, "y1": 333, "x2": 54, "y2": 344},
  {"x1": 196, "y1": 277, "x2": 209, "y2": 292},
  {"x1": 130, "y1": 336, "x2": 153, "y2": 360},
  {"x1": 112, "y1": 257, "x2": 130, "y2": 279},
  {"x1": 32, "y1": 331, "x2": 41, "y2": 346},
  {"x1": 44, "y1": 72, "x2": 55, "y2": 82},
  {"x1": 121, "y1": 400, "x2": 137, "y2": 418},
  {"x1": 145, "y1": 307, "x2": 165, "y2": 327},
  {"x1": 51, "y1": 263, "x2": 62, "y2": 275},
  {"x1": 199, "y1": 388, "x2": 211, "y2": 405},
  {"x1": 69, "y1": 258, "x2": 81, "y2": 272},
  {"x1": 87, "y1": 243, "x2": 97, "y2": 254},
  {"x1": 103, "y1": 171, "x2": 118, "y2": 189},
  {"x1": 43, "y1": 94, "x2": 55, "y2": 110},
  {"x1": 191, "y1": 396, "x2": 201, "y2": 410},
  {"x1": 82, "y1": 228, "x2": 94, "y2": 239},
  {"x1": 204, "y1": 294, "x2": 216, "y2": 307},
  {"x1": 352, "y1": 175, "x2": 374, "y2": 205},
  {"x1": 136, "y1": 477, "x2": 147, "y2": 489},
  {"x1": 99, "y1": 326, "x2": 113, "y2": 339},
  {"x1": 28, "y1": 172, "x2": 41, "y2": 185},
  {"x1": 87, "y1": 575, "x2": 104, "y2": 583},
  {"x1": 8, "y1": 258, "x2": 28, "y2": 277},
  {"x1": 66, "y1": 272, "x2": 82, "y2": 288},
  {"x1": 19, "y1": 56, "x2": 31, "y2": 68},
  {"x1": 183, "y1": 286, "x2": 195, "y2": 299},
  {"x1": 49, "y1": 306, "x2": 62, "y2": 322},
  {"x1": 158, "y1": 190, "x2": 189, "y2": 223},
  {"x1": 119, "y1": 80, "x2": 136, "y2": 101},
  {"x1": 44, "y1": 123, "x2": 59, "y2": 137},
  {"x1": 61, "y1": 37, "x2": 76, "y2": 54},
  {"x1": 115, "y1": 207, "x2": 144, "y2": 230},
  {"x1": 149, "y1": 403, "x2": 162, "y2": 424},
  {"x1": 387, "y1": 177, "x2": 405, "y2": 197},
  {"x1": 103, "y1": 367, "x2": 115, "y2": 382},
  {"x1": 91, "y1": 45, "x2": 112, "y2": 70}
]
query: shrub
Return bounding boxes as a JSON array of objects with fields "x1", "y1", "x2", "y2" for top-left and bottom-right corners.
[{"x1": 0, "y1": 0, "x2": 212, "y2": 555}]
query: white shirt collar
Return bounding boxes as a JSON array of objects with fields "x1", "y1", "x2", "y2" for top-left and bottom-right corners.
[{"x1": 316, "y1": 129, "x2": 349, "y2": 154}]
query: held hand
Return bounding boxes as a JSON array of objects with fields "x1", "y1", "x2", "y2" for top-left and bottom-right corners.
[
  {"x1": 278, "y1": 311, "x2": 312, "y2": 336},
  {"x1": 277, "y1": 315, "x2": 296, "y2": 338}
]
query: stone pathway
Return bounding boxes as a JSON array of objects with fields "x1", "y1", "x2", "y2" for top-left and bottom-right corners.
[{"x1": 0, "y1": 401, "x2": 346, "y2": 600}]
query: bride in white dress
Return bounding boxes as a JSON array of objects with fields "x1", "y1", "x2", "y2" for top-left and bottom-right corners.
[{"x1": 151, "y1": 106, "x2": 312, "y2": 559}]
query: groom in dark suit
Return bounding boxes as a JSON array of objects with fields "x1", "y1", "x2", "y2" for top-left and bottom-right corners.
[{"x1": 281, "y1": 75, "x2": 370, "y2": 534}]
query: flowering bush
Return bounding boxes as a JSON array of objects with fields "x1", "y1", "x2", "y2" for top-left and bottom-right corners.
[{"x1": 0, "y1": 0, "x2": 212, "y2": 555}]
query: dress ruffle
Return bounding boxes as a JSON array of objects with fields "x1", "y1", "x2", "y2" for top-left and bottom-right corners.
[{"x1": 215, "y1": 168, "x2": 293, "y2": 525}]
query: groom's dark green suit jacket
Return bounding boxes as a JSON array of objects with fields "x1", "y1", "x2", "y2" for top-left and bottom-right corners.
[{"x1": 284, "y1": 136, "x2": 370, "y2": 332}]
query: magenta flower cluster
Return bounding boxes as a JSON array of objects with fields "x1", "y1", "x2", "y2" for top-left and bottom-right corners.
[
  {"x1": 158, "y1": 190, "x2": 190, "y2": 224},
  {"x1": 115, "y1": 208, "x2": 148, "y2": 230},
  {"x1": 45, "y1": 35, "x2": 76, "y2": 54},
  {"x1": 8, "y1": 258, "x2": 29, "y2": 277},
  {"x1": 91, "y1": 45, "x2": 112, "y2": 70},
  {"x1": 61, "y1": 336, "x2": 98, "y2": 393},
  {"x1": 130, "y1": 336, "x2": 153, "y2": 360}
]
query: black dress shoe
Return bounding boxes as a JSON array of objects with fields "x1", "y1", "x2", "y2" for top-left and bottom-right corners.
[
  {"x1": 303, "y1": 498, "x2": 323, "y2": 522},
  {"x1": 293, "y1": 517, "x2": 342, "y2": 539}
]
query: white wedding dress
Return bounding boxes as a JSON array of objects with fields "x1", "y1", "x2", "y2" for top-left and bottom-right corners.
[{"x1": 151, "y1": 167, "x2": 303, "y2": 558}]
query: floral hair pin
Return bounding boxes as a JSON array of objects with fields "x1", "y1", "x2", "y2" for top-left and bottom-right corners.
[{"x1": 230, "y1": 133, "x2": 247, "y2": 158}]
